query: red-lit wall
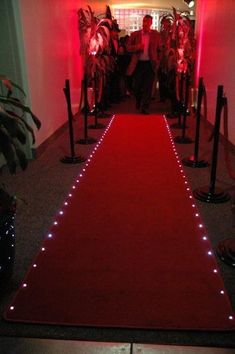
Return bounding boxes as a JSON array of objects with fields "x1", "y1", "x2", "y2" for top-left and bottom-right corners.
[
  {"x1": 195, "y1": 0, "x2": 235, "y2": 144},
  {"x1": 19, "y1": 0, "x2": 235, "y2": 147},
  {"x1": 19, "y1": 0, "x2": 83, "y2": 147}
]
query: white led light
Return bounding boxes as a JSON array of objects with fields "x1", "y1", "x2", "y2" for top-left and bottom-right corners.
[
  {"x1": 72, "y1": 186, "x2": 76, "y2": 189},
  {"x1": 41, "y1": 247, "x2": 45, "y2": 251},
  {"x1": 64, "y1": 202, "x2": 68, "y2": 206},
  {"x1": 220, "y1": 290, "x2": 225, "y2": 294},
  {"x1": 213, "y1": 269, "x2": 218, "y2": 273},
  {"x1": 53, "y1": 221, "x2": 58, "y2": 225},
  {"x1": 202, "y1": 236, "x2": 207, "y2": 240},
  {"x1": 192, "y1": 204, "x2": 196, "y2": 207},
  {"x1": 195, "y1": 213, "x2": 199, "y2": 217},
  {"x1": 207, "y1": 251, "x2": 212, "y2": 255},
  {"x1": 199, "y1": 224, "x2": 203, "y2": 228},
  {"x1": 68, "y1": 194, "x2": 72, "y2": 197},
  {"x1": 23, "y1": 283, "x2": 27, "y2": 288},
  {"x1": 48, "y1": 233, "x2": 53, "y2": 238},
  {"x1": 59, "y1": 211, "x2": 63, "y2": 215},
  {"x1": 79, "y1": 174, "x2": 83, "y2": 177},
  {"x1": 229, "y1": 315, "x2": 234, "y2": 320},
  {"x1": 10, "y1": 306, "x2": 14, "y2": 310},
  {"x1": 33, "y1": 264, "x2": 37, "y2": 268}
]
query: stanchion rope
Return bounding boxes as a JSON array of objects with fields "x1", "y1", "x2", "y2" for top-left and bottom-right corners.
[{"x1": 222, "y1": 96, "x2": 235, "y2": 181}]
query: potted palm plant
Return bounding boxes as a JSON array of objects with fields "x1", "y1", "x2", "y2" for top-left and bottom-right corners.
[
  {"x1": 77, "y1": 5, "x2": 117, "y2": 114},
  {"x1": 0, "y1": 75, "x2": 41, "y2": 289}
]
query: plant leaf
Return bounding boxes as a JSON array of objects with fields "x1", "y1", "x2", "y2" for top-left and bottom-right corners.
[
  {"x1": 0, "y1": 111, "x2": 27, "y2": 144},
  {"x1": 0, "y1": 127, "x2": 17, "y2": 174},
  {"x1": 0, "y1": 96, "x2": 41, "y2": 130},
  {"x1": 12, "y1": 138, "x2": 28, "y2": 171}
]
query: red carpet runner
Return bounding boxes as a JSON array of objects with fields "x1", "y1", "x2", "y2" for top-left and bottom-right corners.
[{"x1": 4, "y1": 114, "x2": 235, "y2": 330}]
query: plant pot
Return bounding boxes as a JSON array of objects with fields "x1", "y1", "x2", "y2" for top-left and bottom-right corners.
[{"x1": 0, "y1": 212, "x2": 15, "y2": 290}]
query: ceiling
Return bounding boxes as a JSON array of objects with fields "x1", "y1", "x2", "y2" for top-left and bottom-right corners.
[{"x1": 96, "y1": 0, "x2": 196, "y2": 11}]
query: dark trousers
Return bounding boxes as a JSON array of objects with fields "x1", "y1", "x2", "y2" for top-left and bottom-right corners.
[
  {"x1": 158, "y1": 68, "x2": 168, "y2": 101},
  {"x1": 132, "y1": 61, "x2": 155, "y2": 110},
  {"x1": 167, "y1": 69, "x2": 180, "y2": 114}
]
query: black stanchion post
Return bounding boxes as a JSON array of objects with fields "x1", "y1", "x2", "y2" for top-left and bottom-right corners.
[
  {"x1": 88, "y1": 72, "x2": 105, "y2": 129},
  {"x1": 193, "y1": 85, "x2": 230, "y2": 203},
  {"x1": 174, "y1": 73, "x2": 193, "y2": 144},
  {"x1": 60, "y1": 79, "x2": 86, "y2": 164},
  {"x1": 182, "y1": 77, "x2": 209, "y2": 167},
  {"x1": 76, "y1": 73, "x2": 97, "y2": 145}
]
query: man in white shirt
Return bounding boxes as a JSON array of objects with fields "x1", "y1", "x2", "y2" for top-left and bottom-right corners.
[{"x1": 126, "y1": 15, "x2": 160, "y2": 114}]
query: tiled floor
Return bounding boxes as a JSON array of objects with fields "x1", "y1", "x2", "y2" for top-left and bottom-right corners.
[{"x1": 0, "y1": 338, "x2": 235, "y2": 354}]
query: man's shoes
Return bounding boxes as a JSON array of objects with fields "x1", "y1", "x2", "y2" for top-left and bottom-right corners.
[{"x1": 140, "y1": 108, "x2": 149, "y2": 115}]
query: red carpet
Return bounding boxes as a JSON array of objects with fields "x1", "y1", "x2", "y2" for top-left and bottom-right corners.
[{"x1": 4, "y1": 114, "x2": 235, "y2": 330}]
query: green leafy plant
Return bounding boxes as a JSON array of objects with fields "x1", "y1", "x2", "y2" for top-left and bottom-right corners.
[
  {"x1": 0, "y1": 75, "x2": 41, "y2": 286},
  {"x1": 0, "y1": 75, "x2": 41, "y2": 174}
]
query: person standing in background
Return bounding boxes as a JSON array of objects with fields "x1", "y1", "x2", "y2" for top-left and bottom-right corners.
[
  {"x1": 107, "y1": 20, "x2": 121, "y2": 104},
  {"x1": 126, "y1": 15, "x2": 160, "y2": 114}
]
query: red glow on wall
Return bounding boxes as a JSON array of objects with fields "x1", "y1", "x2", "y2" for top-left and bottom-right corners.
[{"x1": 195, "y1": 1, "x2": 206, "y2": 86}]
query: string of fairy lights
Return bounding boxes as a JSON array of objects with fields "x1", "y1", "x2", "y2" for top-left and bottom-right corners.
[
  {"x1": 0, "y1": 216, "x2": 15, "y2": 276},
  {"x1": 6, "y1": 113, "x2": 234, "y2": 324},
  {"x1": 8, "y1": 114, "x2": 115, "y2": 313},
  {"x1": 163, "y1": 114, "x2": 234, "y2": 323}
]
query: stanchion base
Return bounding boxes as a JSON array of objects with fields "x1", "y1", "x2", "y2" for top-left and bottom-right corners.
[
  {"x1": 88, "y1": 123, "x2": 106, "y2": 129},
  {"x1": 174, "y1": 136, "x2": 193, "y2": 144},
  {"x1": 182, "y1": 155, "x2": 209, "y2": 168},
  {"x1": 193, "y1": 186, "x2": 231, "y2": 203},
  {"x1": 76, "y1": 137, "x2": 97, "y2": 145},
  {"x1": 60, "y1": 155, "x2": 86, "y2": 164},
  {"x1": 216, "y1": 237, "x2": 235, "y2": 268}
]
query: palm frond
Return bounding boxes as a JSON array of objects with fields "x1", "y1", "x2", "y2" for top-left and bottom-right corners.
[
  {"x1": 0, "y1": 127, "x2": 17, "y2": 174},
  {"x1": 0, "y1": 111, "x2": 26, "y2": 144},
  {"x1": 0, "y1": 96, "x2": 41, "y2": 130},
  {"x1": 0, "y1": 76, "x2": 41, "y2": 175},
  {"x1": 11, "y1": 138, "x2": 28, "y2": 171},
  {"x1": 105, "y1": 5, "x2": 112, "y2": 20}
]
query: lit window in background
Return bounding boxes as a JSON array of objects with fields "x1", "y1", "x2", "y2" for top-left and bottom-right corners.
[
  {"x1": 112, "y1": 4, "x2": 195, "y2": 35},
  {"x1": 112, "y1": 8, "x2": 169, "y2": 34}
]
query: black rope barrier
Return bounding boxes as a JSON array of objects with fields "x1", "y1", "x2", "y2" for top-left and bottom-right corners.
[
  {"x1": 215, "y1": 97, "x2": 235, "y2": 268},
  {"x1": 222, "y1": 97, "x2": 235, "y2": 180},
  {"x1": 60, "y1": 79, "x2": 86, "y2": 164},
  {"x1": 76, "y1": 73, "x2": 97, "y2": 145},
  {"x1": 170, "y1": 73, "x2": 186, "y2": 129},
  {"x1": 182, "y1": 77, "x2": 210, "y2": 167},
  {"x1": 193, "y1": 85, "x2": 230, "y2": 203},
  {"x1": 174, "y1": 73, "x2": 193, "y2": 144},
  {"x1": 88, "y1": 72, "x2": 106, "y2": 129}
]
